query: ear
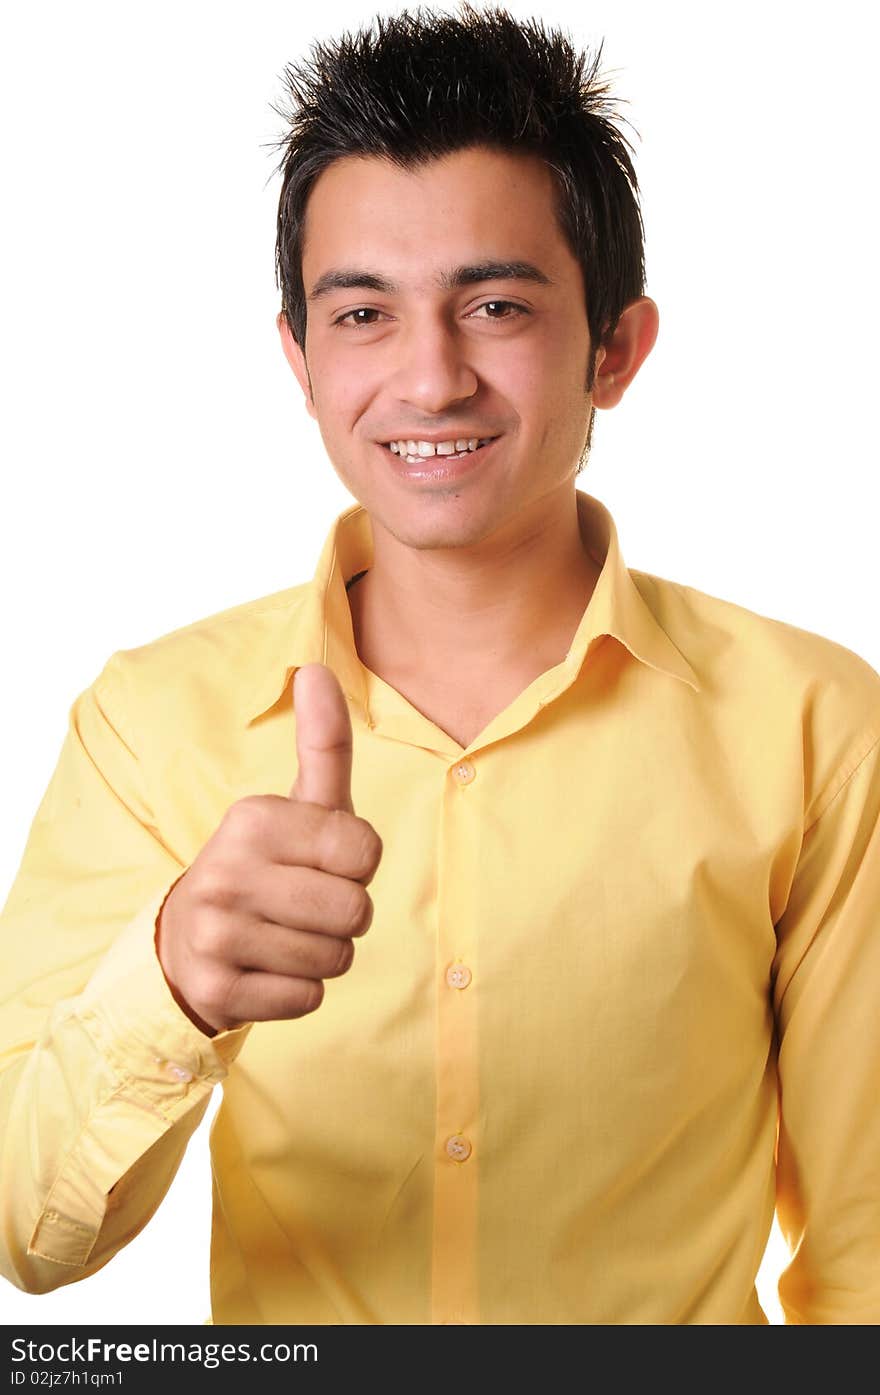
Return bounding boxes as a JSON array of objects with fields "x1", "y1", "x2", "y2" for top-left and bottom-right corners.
[
  {"x1": 591, "y1": 297, "x2": 660, "y2": 410},
  {"x1": 276, "y1": 311, "x2": 317, "y2": 421}
]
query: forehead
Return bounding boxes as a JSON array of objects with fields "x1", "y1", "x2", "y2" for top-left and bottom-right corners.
[{"x1": 299, "y1": 146, "x2": 573, "y2": 288}]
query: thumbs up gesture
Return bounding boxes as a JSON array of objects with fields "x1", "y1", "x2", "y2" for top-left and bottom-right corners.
[{"x1": 155, "y1": 664, "x2": 383, "y2": 1036}]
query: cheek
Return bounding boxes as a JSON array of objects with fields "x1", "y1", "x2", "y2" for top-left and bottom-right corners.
[
  {"x1": 553, "y1": 317, "x2": 592, "y2": 385},
  {"x1": 528, "y1": 318, "x2": 588, "y2": 388},
  {"x1": 528, "y1": 328, "x2": 592, "y2": 455},
  {"x1": 308, "y1": 342, "x2": 378, "y2": 422},
  {"x1": 510, "y1": 329, "x2": 589, "y2": 425}
]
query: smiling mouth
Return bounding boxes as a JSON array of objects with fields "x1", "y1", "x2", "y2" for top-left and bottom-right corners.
[{"x1": 383, "y1": 436, "x2": 498, "y2": 463}]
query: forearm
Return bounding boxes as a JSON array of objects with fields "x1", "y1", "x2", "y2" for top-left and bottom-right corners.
[
  {"x1": 0, "y1": 996, "x2": 216, "y2": 1294},
  {"x1": 0, "y1": 656, "x2": 250, "y2": 1295},
  {"x1": 0, "y1": 880, "x2": 250, "y2": 1296}
]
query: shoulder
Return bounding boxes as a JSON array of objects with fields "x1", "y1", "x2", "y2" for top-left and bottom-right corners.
[
  {"x1": 632, "y1": 568, "x2": 880, "y2": 807},
  {"x1": 94, "y1": 581, "x2": 312, "y2": 722},
  {"x1": 634, "y1": 568, "x2": 878, "y2": 694}
]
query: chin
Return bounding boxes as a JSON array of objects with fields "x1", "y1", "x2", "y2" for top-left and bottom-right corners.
[{"x1": 385, "y1": 500, "x2": 509, "y2": 551}]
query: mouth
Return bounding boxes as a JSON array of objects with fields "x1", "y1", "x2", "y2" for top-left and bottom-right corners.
[
  {"x1": 379, "y1": 434, "x2": 501, "y2": 482},
  {"x1": 380, "y1": 435, "x2": 499, "y2": 463}
]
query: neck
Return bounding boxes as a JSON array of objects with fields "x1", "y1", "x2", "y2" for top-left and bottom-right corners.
[{"x1": 347, "y1": 487, "x2": 603, "y2": 682}]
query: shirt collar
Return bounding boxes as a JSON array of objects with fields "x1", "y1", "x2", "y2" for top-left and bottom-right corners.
[{"x1": 242, "y1": 489, "x2": 700, "y2": 726}]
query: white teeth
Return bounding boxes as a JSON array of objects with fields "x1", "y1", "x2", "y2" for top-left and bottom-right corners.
[{"x1": 385, "y1": 436, "x2": 496, "y2": 457}]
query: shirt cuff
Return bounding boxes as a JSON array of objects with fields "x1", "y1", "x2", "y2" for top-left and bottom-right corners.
[
  {"x1": 76, "y1": 873, "x2": 252, "y2": 1096},
  {"x1": 25, "y1": 878, "x2": 251, "y2": 1268}
]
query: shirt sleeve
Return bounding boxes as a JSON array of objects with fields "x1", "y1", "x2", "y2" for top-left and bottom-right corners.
[
  {"x1": 771, "y1": 723, "x2": 880, "y2": 1324},
  {"x1": 0, "y1": 654, "x2": 251, "y2": 1295}
]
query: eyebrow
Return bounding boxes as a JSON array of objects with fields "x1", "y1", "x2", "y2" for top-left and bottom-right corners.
[{"x1": 307, "y1": 260, "x2": 554, "y2": 302}]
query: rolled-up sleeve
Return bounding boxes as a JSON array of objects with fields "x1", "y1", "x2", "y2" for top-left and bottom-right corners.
[
  {"x1": 0, "y1": 654, "x2": 250, "y2": 1294},
  {"x1": 772, "y1": 724, "x2": 880, "y2": 1324}
]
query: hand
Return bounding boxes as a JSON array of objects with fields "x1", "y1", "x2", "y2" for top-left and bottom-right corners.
[{"x1": 155, "y1": 663, "x2": 383, "y2": 1036}]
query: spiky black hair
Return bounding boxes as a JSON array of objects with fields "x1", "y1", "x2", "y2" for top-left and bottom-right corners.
[{"x1": 267, "y1": 4, "x2": 646, "y2": 468}]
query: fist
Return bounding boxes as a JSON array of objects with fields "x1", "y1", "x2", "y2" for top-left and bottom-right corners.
[{"x1": 155, "y1": 663, "x2": 383, "y2": 1035}]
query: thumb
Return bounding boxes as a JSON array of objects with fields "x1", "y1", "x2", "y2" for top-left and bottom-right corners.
[{"x1": 289, "y1": 663, "x2": 355, "y2": 814}]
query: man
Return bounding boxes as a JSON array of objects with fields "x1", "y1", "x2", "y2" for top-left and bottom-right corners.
[{"x1": 1, "y1": 5, "x2": 878, "y2": 1325}]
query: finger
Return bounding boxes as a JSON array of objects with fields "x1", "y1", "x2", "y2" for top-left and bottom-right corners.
[
  {"x1": 289, "y1": 663, "x2": 355, "y2": 814},
  {"x1": 218, "y1": 971, "x2": 327, "y2": 1025},
  {"x1": 242, "y1": 860, "x2": 374, "y2": 935},
  {"x1": 218, "y1": 798, "x2": 382, "y2": 885},
  {"x1": 223, "y1": 919, "x2": 357, "y2": 980}
]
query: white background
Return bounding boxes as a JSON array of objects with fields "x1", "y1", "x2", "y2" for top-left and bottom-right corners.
[{"x1": 1, "y1": 0, "x2": 877, "y2": 1326}]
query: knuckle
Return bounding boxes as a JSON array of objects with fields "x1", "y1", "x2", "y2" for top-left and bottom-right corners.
[
  {"x1": 199, "y1": 967, "x2": 235, "y2": 1020},
  {"x1": 196, "y1": 913, "x2": 238, "y2": 962},
  {"x1": 356, "y1": 819, "x2": 384, "y2": 876},
  {"x1": 334, "y1": 939, "x2": 355, "y2": 975},
  {"x1": 193, "y1": 863, "x2": 238, "y2": 912},
  {"x1": 299, "y1": 979, "x2": 325, "y2": 1015},
  {"x1": 226, "y1": 795, "x2": 273, "y2": 842},
  {"x1": 187, "y1": 913, "x2": 217, "y2": 958},
  {"x1": 344, "y1": 883, "x2": 371, "y2": 937}
]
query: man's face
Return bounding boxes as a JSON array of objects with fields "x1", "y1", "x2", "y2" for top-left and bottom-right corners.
[{"x1": 281, "y1": 145, "x2": 603, "y2": 551}]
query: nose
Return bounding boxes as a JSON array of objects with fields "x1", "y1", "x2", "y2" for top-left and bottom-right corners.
[{"x1": 391, "y1": 312, "x2": 478, "y2": 415}]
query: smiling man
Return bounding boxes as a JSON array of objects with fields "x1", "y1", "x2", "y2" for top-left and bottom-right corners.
[
  {"x1": 278, "y1": 143, "x2": 654, "y2": 746},
  {"x1": 1, "y1": 5, "x2": 879, "y2": 1328}
]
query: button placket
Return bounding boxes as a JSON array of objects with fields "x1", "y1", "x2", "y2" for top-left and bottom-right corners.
[{"x1": 432, "y1": 751, "x2": 481, "y2": 1325}]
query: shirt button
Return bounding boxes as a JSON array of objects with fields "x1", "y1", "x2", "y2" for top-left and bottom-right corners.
[
  {"x1": 451, "y1": 759, "x2": 475, "y2": 785},
  {"x1": 445, "y1": 963, "x2": 472, "y2": 989},
  {"x1": 446, "y1": 1134, "x2": 472, "y2": 1162},
  {"x1": 164, "y1": 1062, "x2": 193, "y2": 1083}
]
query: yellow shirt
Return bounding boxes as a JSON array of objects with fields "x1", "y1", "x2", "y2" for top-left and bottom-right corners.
[{"x1": 1, "y1": 488, "x2": 879, "y2": 1325}]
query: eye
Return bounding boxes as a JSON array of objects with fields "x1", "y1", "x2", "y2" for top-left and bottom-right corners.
[
  {"x1": 333, "y1": 307, "x2": 385, "y2": 328},
  {"x1": 332, "y1": 300, "x2": 529, "y2": 328},
  {"x1": 469, "y1": 300, "x2": 529, "y2": 320}
]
